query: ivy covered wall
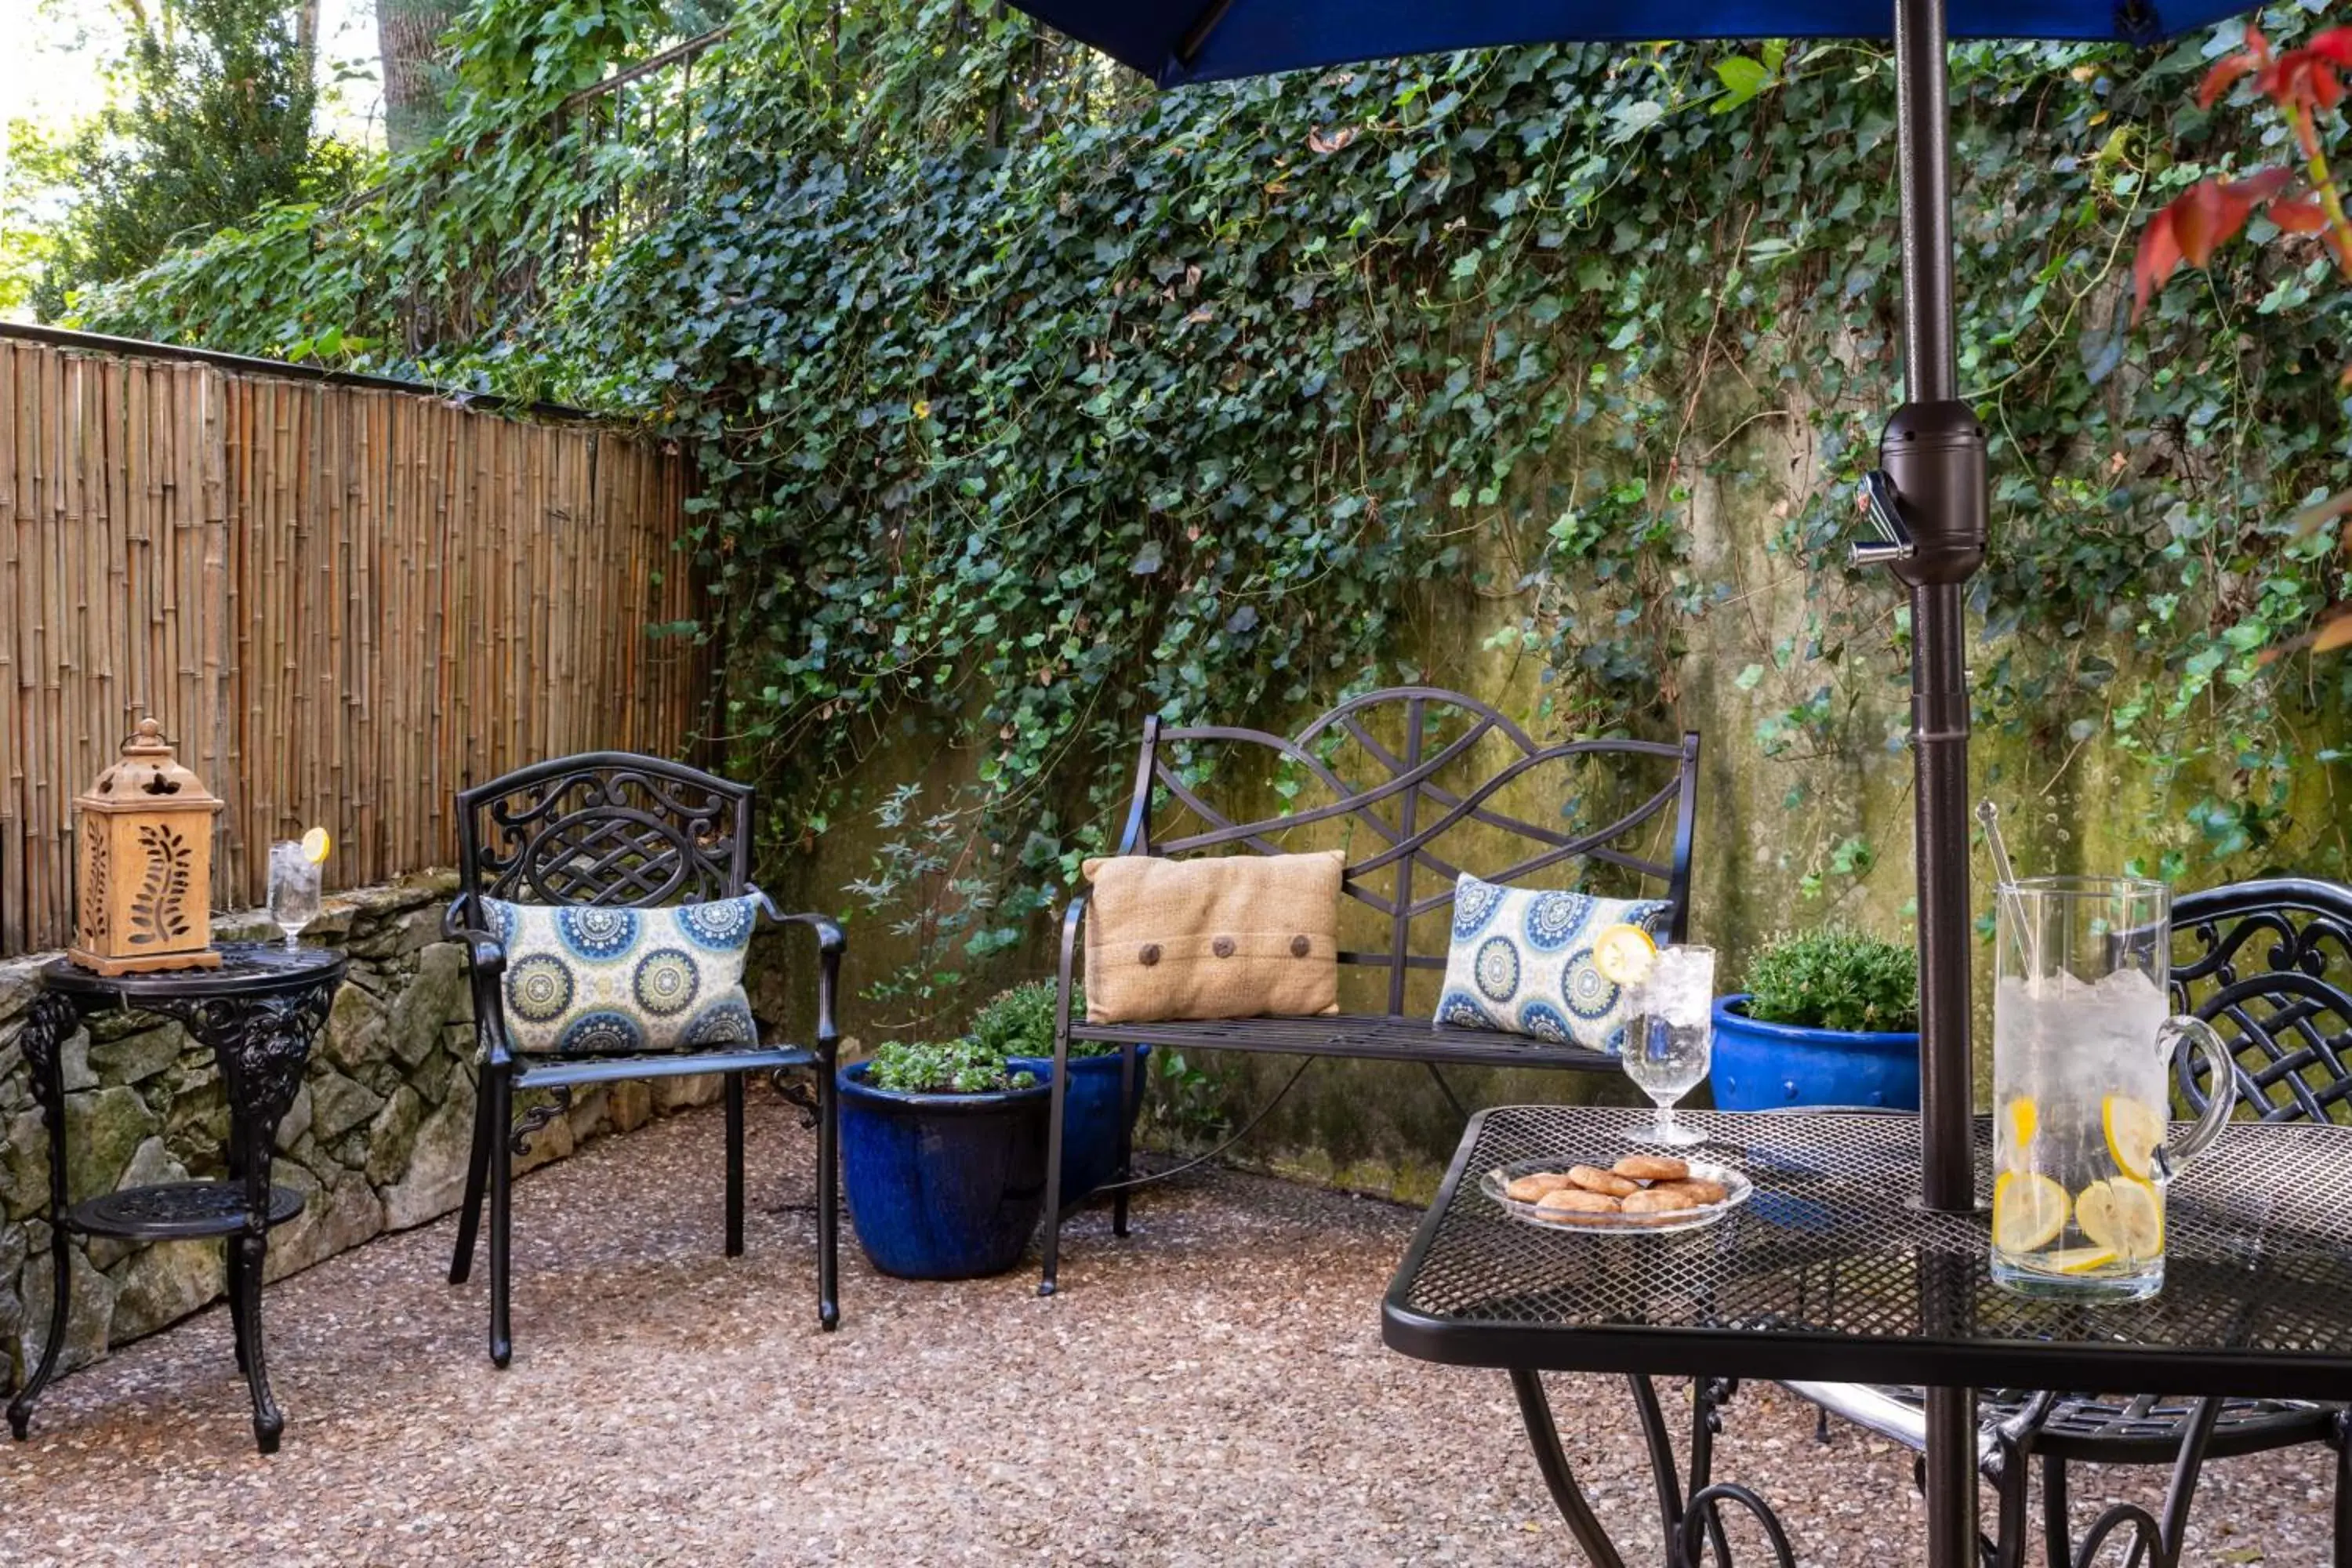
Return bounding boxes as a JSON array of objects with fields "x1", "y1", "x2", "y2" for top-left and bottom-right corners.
[{"x1": 72, "y1": 0, "x2": 2351, "y2": 1181}]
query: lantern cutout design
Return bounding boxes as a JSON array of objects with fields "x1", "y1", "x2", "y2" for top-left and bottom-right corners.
[{"x1": 68, "y1": 719, "x2": 225, "y2": 975}]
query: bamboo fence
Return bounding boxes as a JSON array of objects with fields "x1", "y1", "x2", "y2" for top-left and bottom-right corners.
[{"x1": 0, "y1": 330, "x2": 701, "y2": 958}]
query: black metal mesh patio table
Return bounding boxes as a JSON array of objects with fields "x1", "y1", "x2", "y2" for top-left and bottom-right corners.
[{"x1": 1381, "y1": 1104, "x2": 2352, "y2": 1566}]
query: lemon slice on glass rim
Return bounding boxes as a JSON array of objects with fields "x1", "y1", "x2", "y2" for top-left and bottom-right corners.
[
  {"x1": 1592, "y1": 923, "x2": 1659, "y2": 987},
  {"x1": 2102, "y1": 1096, "x2": 2165, "y2": 1182},
  {"x1": 300, "y1": 826, "x2": 332, "y2": 865},
  {"x1": 1992, "y1": 1171, "x2": 2070, "y2": 1254}
]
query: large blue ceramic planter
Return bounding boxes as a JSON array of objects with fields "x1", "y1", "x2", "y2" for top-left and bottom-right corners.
[
  {"x1": 1007, "y1": 1044, "x2": 1150, "y2": 1206},
  {"x1": 1710, "y1": 994, "x2": 1921, "y2": 1112},
  {"x1": 838, "y1": 1061, "x2": 1054, "y2": 1280}
]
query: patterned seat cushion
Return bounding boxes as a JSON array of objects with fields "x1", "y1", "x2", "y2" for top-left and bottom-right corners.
[
  {"x1": 484, "y1": 894, "x2": 760, "y2": 1055},
  {"x1": 1434, "y1": 873, "x2": 1672, "y2": 1053}
]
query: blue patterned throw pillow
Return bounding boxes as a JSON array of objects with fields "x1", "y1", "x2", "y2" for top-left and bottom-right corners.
[
  {"x1": 484, "y1": 894, "x2": 760, "y2": 1056},
  {"x1": 1434, "y1": 873, "x2": 1673, "y2": 1053}
]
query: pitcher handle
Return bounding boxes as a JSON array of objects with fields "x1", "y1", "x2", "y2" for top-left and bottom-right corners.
[{"x1": 2154, "y1": 1015, "x2": 2238, "y2": 1179}]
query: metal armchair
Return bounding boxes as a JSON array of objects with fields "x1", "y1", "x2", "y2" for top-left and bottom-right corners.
[{"x1": 442, "y1": 752, "x2": 843, "y2": 1366}]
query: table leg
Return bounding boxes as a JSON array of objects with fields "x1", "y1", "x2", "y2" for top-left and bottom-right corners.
[
  {"x1": 234, "y1": 1232, "x2": 284, "y2": 1454},
  {"x1": 1923, "y1": 1385, "x2": 1979, "y2": 1568},
  {"x1": 6, "y1": 992, "x2": 84, "y2": 1442},
  {"x1": 180, "y1": 981, "x2": 332, "y2": 1453},
  {"x1": 1509, "y1": 1369, "x2": 1631, "y2": 1568}
]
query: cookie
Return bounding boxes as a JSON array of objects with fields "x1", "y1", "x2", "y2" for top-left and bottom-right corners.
[
  {"x1": 1565, "y1": 1164, "x2": 1641, "y2": 1197},
  {"x1": 1623, "y1": 1186, "x2": 1699, "y2": 1214},
  {"x1": 1504, "y1": 1171, "x2": 1579, "y2": 1203},
  {"x1": 1613, "y1": 1154, "x2": 1690, "y2": 1182},
  {"x1": 1537, "y1": 1188, "x2": 1622, "y2": 1214},
  {"x1": 1653, "y1": 1177, "x2": 1729, "y2": 1206}
]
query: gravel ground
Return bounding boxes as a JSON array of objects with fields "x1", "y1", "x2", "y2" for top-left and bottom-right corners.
[{"x1": 0, "y1": 1092, "x2": 2334, "y2": 1566}]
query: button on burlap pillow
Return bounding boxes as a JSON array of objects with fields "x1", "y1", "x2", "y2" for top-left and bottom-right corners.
[{"x1": 1082, "y1": 851, "x2": 1345, "y2": 1024}]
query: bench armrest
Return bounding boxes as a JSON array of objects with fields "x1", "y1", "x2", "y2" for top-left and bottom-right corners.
[{"x1": 750, "y1": 888, "x2": 845, "y2": 1048}]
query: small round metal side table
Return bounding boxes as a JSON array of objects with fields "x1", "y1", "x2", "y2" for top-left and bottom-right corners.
[{"x1": 7, "y1": 943, "x2": 345, "y2": 1454}]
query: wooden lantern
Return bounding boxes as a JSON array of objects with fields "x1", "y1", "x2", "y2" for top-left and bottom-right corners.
[{"x1": 67, "y1": 718, "x2": 225, "y2": 975}]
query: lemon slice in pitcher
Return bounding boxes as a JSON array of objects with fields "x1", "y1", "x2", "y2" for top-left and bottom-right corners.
[
  {"x1": 1992, "y1": 1171, "x2": 2069, "y2": 1254},
  {"x1": 1592, "y1": 924, "x2": 1658, "y2": 987},
  {"x1": 2102, "y1": 1096, "x2": 2165, "y2": 1182},
  {"x1": 2076, "y1": 1178, "x2": 2163, "y2": 1261},
  {"x1": 1998, "y1": 1096, "x2": 2038, "y2": 1173},
  {"x1": 2045, "y1": 1245, "x2": 2119, "y2": 1275}
]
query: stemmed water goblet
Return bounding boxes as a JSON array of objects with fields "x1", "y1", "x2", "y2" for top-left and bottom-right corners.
[
  {"x1": 1621, "y1": 943, "x2": 1717, "y2": 1146},
  {"x1": 267, "y1": 840, "x2": 322, "y2": 949}
]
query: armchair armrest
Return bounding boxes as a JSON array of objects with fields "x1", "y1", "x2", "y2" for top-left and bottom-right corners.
[{"x1": 440, "y1": 899, "x2": 508, "y2": 980}]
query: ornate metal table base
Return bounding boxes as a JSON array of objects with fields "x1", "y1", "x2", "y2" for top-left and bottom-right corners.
[
  {"x1": 1511, "y1": 1372, "x2": 1798, "y2": 1568},
  {"x1": 5, "y1": 946, "x2": 341, "y2": 1454},
  {"x1": 1508, "y1": 1370, "x2": 2288, "y2": 1568}
]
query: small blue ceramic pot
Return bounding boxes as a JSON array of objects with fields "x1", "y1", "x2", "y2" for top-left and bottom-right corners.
[{"x1": 1006, "y1": 1044, "x2": 1151, "y2": 1205}]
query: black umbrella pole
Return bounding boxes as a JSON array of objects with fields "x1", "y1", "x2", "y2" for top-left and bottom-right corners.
[
  {"x1": 1889, "y1": 1, "x2": 1987, "y2": 1562},
  {"x1": 1889, "y1": 0, "x2": 1985, "y2": 1217}
]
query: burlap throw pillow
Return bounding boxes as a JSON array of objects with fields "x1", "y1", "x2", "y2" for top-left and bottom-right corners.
[{"x1": 1082, "y1": 851, "x2": 1345, "y2": 1024}]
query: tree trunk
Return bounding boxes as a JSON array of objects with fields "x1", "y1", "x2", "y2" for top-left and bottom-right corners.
[{"x1": 378, "y1": 0, "x2": 458, "y2": 153}]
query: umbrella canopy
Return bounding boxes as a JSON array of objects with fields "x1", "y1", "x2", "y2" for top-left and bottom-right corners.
[{"x1": 1018, "y1": 0, "x2": 2240, "y2": 85}]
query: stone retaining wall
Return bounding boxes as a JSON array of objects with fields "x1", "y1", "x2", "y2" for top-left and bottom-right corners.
[{"x1": 0, "y1": 873, "x2": 720, "y2": 1381}]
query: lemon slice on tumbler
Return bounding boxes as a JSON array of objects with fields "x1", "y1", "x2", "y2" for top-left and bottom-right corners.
[
  {"x1": 1592, "y1": 924, "x2": 1659, "y2": 987},
  {"x1": 2076, "y1": 1178, "x2": 2162, "y2": 1261},
  {"x1": 1992, "y1": 1171, "x2": 2070, "y2": 1254},
  {"x1": 301, "y1": 826, "x2": 332, "y2": 864},
  {"x1": 2102, "y1": 1096, "x2": 2165, "y2": 1182}
]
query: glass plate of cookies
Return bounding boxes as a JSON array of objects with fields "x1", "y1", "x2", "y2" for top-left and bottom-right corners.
[{"x1": 1478, "y1": 1155, "x2": 1753, "y2": 1233}]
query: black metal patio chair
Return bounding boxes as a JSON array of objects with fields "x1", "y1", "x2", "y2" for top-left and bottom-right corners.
[
  {"x1": 1788, "y1": 876, "x2": 2352, "y2": 1568},
  {"x1": 443, "y1": 752, "x2": 843, "y2": 1366}
]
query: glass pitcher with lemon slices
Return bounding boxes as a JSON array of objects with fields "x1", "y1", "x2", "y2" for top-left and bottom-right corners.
[{"x1": 1990, "y1": 877, "x2": 2237, "y2": 1301}]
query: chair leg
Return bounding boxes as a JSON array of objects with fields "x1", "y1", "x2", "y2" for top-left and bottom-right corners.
[
  {"x1": 486, "y1": 1063, "x2": 514, "y2": 1368},
  {"x1": 448, "y1": 1063, "x2": 495, "y2": 1286},
  {"x1": 1040, "y1": 1030, "x2": 1071, "y2": 1298},
  {"x1": 724, "y1": 1070, "x2": 746, "y2": 1258},
  {"x1": 2041, "y1": 1455, "x2": 2071, "y2": 1568},
  {"x1": 816, "y1": 1048, "x2": 839, "y2": 1331},
  {"x1": 1112, "y1": 1044, "x2": 1135, "y2": 1240}
]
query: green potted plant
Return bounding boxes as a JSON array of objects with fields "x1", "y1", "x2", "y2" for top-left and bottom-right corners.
[
  {"x1": 1711, "y1": 927, "x2": 1922, "y2": 1110},
  {"x1": 977, "y1": 980, "x2": 1152, "y2": 1206},
  {"x1": 837, "y1": 1036, "x2": 1053, "y2": 1279}
]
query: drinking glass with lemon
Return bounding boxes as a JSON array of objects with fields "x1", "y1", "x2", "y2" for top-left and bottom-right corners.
[
  {"x1": 1596, "y1": 924, "x2": 1717, "y2": 1148},
  {"x1": 267, "y1": 828, "x2": 331, "y2": 949}
]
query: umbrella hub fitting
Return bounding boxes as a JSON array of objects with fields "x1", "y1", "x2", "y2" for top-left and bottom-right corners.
[{"x1": 1868, "y1": 400, "x2": 1987, "y2": 587}]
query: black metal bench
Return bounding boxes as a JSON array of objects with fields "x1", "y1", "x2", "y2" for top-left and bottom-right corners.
[
  {"x1": 1790, "y1": 876, "x2": 2352, "y2": 1566},
  {"x1": 442, "y1": 752, "x2": 844, "y2": 1366},
  {"x1": 1040, "y1": 686, "x2": 1701, "y2": 1294}
]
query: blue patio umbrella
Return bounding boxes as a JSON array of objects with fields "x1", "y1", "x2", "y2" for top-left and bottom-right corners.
[{"x1": 998, "y1": 0, "x2": 2257, "y2": 1561}]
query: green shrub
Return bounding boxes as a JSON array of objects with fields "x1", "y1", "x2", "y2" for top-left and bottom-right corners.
[
  {"x1": 1741, "y1": 928, "x2": 1919, "y2": 1034},
  {"x1": 863, "y1": 1036, "x2": 1037, "y2": 1095},
  {"x1": 970, "y1": 979, "x2": 1113, "y2": 1060}
]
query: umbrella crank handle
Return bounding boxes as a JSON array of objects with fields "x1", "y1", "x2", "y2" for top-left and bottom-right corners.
[{"x1": 1850, "y1": 469, "x2": 1915, "y2": 568}]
